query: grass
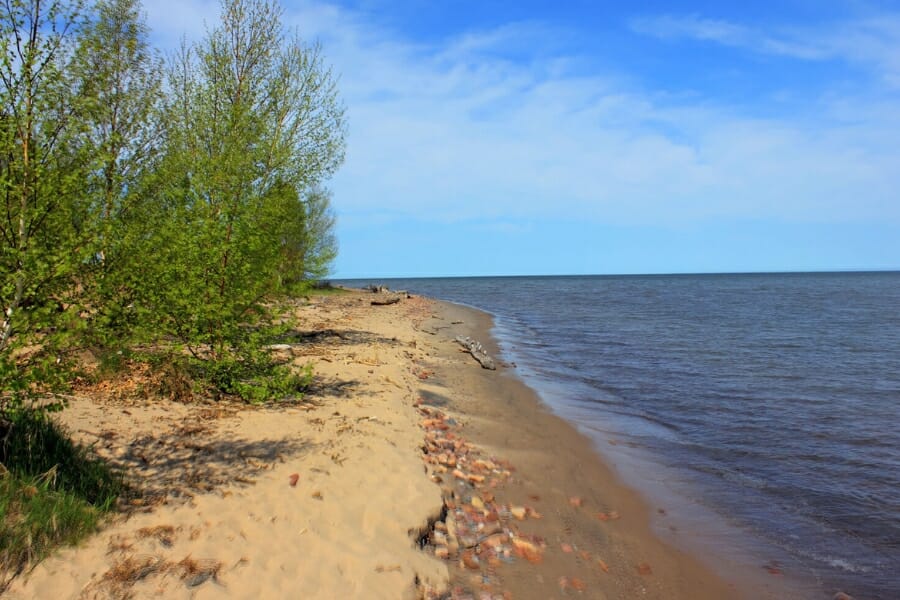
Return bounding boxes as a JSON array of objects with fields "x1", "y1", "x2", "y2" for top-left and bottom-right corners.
[
  {"x1": 302, "y1": 281, "x2": 349, "y2": 296},
  {"x1": 0, "y1": 410, "x2": 124, "y2": 583}
]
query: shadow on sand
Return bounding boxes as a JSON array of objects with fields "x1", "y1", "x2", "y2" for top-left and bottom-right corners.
[{"x1": 109, "y1": 425, "x2": 316, "y2": 507}]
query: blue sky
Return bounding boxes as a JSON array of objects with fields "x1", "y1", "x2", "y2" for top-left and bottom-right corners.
[{"x1": 146, "y1": 0, "x2": 900, "y2": 277}]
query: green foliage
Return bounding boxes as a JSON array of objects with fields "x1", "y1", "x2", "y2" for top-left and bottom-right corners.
[
  {"x1": 0, "y1": 0, "x2": 344, "y2": 406},
  {"x1": 72, "y1": 0, "x2": 163, "y2": 354},
  {"x1": 144, "y1": 0, "x2": 345, "y2": 360},
  {"x1": 278, "y1": 187, "x2": 339, "y2": 291},
  {"x1": 199, "y1": 352, "x2": 313, "y2": 405},
  {"x1": 0, "y1": 411, "x2": 122, "y2": 508},
  {"x1": 0, "y1": 411, "x2": 123, "y2": 577},
  {"x1": 0, "y1": 0, "x2": 93, "y2": 401},
  {"x1": 0, "y1": 0, "x2": 341, "y2": 583},
  {"x1": 302, "y1": 285, "x2": 348, "y2": 297},
  {"x1": 0, "y1": 474, "x2": 105, "y2": 579},
  {"x1": 185, "y1": 320, "x2": 312, "y2": 403}
]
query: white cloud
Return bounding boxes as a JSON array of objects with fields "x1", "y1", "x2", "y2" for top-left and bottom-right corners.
[
  {"x1": 630, "y1": 14, "x2": 752, "y2": 46},
  {"x1": 631, "y1": 13, "x2": 900, "y2": 87},
  {"x1": 144, "y1": 1, "x2": 900, "y2": 229}
]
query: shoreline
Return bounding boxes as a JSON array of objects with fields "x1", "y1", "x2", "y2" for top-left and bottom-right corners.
[
  {"x1": 474, "y1": 302, "x2": 822, "y2": 599},
  {"x1": 430, "y1": 298, "x2": 813, "y2": 599},
  {"x1": 5, "y1": 290, "x2": 802, "y2": 598},
  {"x1": 422, "y1": 298, "x2": 756, "y2": 599}
]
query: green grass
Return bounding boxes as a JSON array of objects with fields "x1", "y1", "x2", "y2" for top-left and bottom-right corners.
[
  {"x1": 0, "y1": 411, "x2": 124, "y2": 581},
  {"x1": 297, "y1": 281, "x2": 349, "y2": 297}
]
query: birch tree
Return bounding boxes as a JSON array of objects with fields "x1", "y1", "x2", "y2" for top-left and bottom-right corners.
[
  {"x1": 73, "y1": 0, "x2": 161, "y2": 345},
  {"x1": 148, "y1": 0, "x2": 345, "y2": 358},
  {"x1": 0, "y1": 0, "x2": 88, "y2": 405}
]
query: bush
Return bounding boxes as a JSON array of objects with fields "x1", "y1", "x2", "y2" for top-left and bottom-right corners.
[{"x1": 192, "y1": 332, "x2": 314, "y2": 404}]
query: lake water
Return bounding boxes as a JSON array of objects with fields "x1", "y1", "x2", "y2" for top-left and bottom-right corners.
[{"x1": 337, "y1": 272, "x2": 900, "y2": 599}]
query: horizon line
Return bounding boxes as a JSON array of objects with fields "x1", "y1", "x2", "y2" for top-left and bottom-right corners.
[{"x1": 332, "y1": 268, "x2": 900, "y2": 280}]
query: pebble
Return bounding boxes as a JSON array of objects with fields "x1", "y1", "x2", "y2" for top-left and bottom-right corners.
[
  {"x1": 509, "y1": 506, "x2": 527, "y2": 520},
  {"x1": 461, "y1": 550, "x2": 480, "y2": 570},
  {"x1": 416, "y1": 403, "x2": 562, "y2": 596}
]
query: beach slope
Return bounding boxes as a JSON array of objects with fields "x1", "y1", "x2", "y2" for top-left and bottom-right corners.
[{"x1": 7, "y1": 291, "x2": 737, "y2": 599}]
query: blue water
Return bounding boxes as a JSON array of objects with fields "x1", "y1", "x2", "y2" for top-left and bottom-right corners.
[{"x1": 338, "y1": 272, "x2": 900, "y2": 599}]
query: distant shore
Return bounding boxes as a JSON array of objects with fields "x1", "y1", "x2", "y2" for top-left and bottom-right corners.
[{"x1": 8, "y1": 290, "x2": 790, "y2": 598}]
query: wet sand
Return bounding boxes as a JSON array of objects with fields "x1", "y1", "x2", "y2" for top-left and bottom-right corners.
[
  {"x1": 6, "y1": 291, "x2": 787, "y2": 598},
  {"x1": 417, "y1": 299, "x2": 760, "y2": 599}
]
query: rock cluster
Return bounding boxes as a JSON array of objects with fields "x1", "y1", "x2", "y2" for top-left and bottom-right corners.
[{"x1": 417, "y1": 403, "x2": 547, "y2": 599}]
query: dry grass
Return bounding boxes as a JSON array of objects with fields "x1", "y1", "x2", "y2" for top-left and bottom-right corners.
[
  {"x1": 136, "y1": 525, "x2": 177, "y2": 548},
  {"x1": 88, "y1": 553, "x2": 223, "y2": 597}
]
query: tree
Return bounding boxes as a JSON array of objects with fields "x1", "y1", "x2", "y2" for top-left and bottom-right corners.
[
  {"x1": 0, "y1": 0, "x2": 345, "y2": 406},
  {"x1": 75, "y1": 0, "x2": 161, "y2": 260},
  {"x1": 146, "y1": 0, "x2": 345, "y2": 358},
  {"x1": 72, "y1": 0, "x2": 162, "y2": 346},
  {"x1": 0, "y1": 0, "x2": 90, "y2": 407},
  {"x1": 277, "y1": 185, "x2": 338, "y2": 289}
]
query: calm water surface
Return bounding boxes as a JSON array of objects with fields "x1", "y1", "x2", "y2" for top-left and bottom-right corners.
[{"x1": 339, "y1": 272, "x2": 900, "y2": 599}]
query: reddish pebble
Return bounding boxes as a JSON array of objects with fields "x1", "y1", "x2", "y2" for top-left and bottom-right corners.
[
  {"x1": 560, "y1": 543, "x2": 574, "y2": 553},
  {"x1": 288, "y1": 473, "x2": 299, "y2": 487},
  {"x1": 461, "y1": 550, "x2": 480, "y2": 570},
  {"x1": 637, "y1": 563, "x2": 653, "y2": 576},
  {"x1": 569, "y1": 496, "x2": 583, "y2": 508}
]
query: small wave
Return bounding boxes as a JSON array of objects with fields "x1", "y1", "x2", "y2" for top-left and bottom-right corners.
[{"x1": 797, "y1": 549, "x2": 872, "y2": 574}]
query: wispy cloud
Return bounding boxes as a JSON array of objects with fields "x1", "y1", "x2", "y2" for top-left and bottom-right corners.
[
  {"x1": 629, "y1": 14, "x2": 753, "y2": 46},
  {"x1": 145, "y1": 2, "x2": 900, "y2": 231},
  {"x1": 631, "y1": 13, "x2": 900, "y2": 87}
]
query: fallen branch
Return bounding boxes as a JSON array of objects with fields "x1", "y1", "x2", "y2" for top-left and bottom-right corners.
[
  {"x1": 371, "y1": 295, "x2": 402, "y2": 306},
  {"x1": 455, "y1": 336, "x2": 496, "y2": 370}
]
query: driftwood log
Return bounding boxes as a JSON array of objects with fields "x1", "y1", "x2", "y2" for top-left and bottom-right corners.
[
  {"x1": 366, "y1": 284, "x2": 409, "y2": 295},
  {"x1": 455, "y1": 336, "x2": 496, "y2": 370},
  {"x1": 371, "y1": 294, "x2": 402, "y2": 306}
]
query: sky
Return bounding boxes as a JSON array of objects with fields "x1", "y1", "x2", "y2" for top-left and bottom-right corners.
[{"x1": 145, "y1": 0, "x2": 900, "y2": 278}]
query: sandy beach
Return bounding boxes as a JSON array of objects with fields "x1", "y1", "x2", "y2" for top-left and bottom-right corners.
[{"x1": 7, "y1": 290, "x2": 765, "y2": 599}]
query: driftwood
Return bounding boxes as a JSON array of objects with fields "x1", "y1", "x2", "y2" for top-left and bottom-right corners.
[
  {"x1": 455, "y1": 336, "x2": 496, "y2": 370},
  {"x1": 371, "y1": 295, "x2": 401, "y2": 306},
  {"x1": 366, "y1": 284, "x2": 409, "y2": 296}
]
